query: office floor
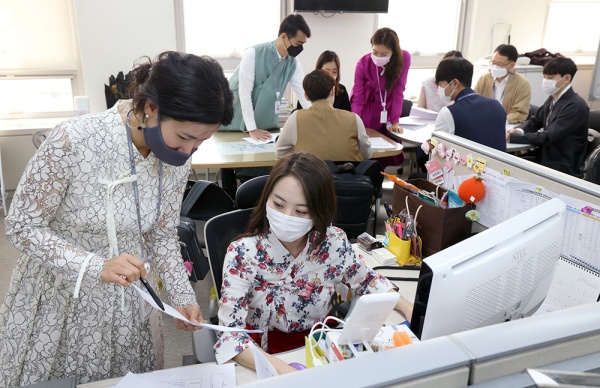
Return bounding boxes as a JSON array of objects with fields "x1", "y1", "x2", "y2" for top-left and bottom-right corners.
[{"x1": 0, "y1": 164, "x2": 409, "y2": 369}]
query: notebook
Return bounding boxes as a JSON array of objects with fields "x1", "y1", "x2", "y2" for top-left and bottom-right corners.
[{"x1": 544, "y1": 255, "x2": 600, "y2": 309}]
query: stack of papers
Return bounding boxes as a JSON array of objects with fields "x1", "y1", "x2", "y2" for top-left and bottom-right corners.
[
  {"x1": 369, "y1": 137, "x2": 396, "y2": 150},
  {"x1": 409, "y1": 106, "x2": 439, "y2": 120},
  {"x1": 398, "y1": 117, "x2": 428, "y2": 130}
]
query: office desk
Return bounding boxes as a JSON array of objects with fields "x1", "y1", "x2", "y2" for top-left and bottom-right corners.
[
  {"x1": 78, "y1": 246, "x2": 416, "y2": 387},
  {"x1": 190, "y1": 129, "x2": 403, "y2": 169},
  {"x1": 388, "y1": 118, "x2": 532, "y2": 154}
]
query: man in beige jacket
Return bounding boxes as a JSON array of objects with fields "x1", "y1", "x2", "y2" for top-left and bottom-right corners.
[
  {"x1": 276, "y1": 69, "x2": 372, "y2": 161},
  {"x1": 474, "y1": 44, "x2": 531, "y2": 124}
]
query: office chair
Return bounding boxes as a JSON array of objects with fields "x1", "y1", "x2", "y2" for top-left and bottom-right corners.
[
  {"x1": 589, "y1": 110, "x2": 600, "y2": 132},
  {"x1": 400, "y1": 99, "x2": 419, "y2": 174},
  {"x1": 32, "y1": 128, "x2": 52, "y2": 149},
  {"x1": 235, "y1": 175, "x2": 269, "y2": 209},
  {"x1": 528, "y1": 104, "x2": 540, "y2": 120}
]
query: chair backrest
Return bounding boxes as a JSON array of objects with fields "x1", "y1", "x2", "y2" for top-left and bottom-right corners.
[
  {"x1": 401, "y1": 99, "x2": 413, "y2": 118},
  {"x1": 582, "y1": 129, "x2": 600, "y2": 176},
  {"x1": 528, "y1": 104, "x2": 540, "y2": 120},
  {"x1": 181, "y1": 180, "x2": 236, "y2": 220},
  {"x1": 32, "y1": 128, "x2": 52, "y2": 149},
  {"x1": 235, "y1": 175, "x2": 269, "y2": 209},
  {"x1": 204, "y1": 208, "x2": 254, "y2": 298},
  {"x1": 589, "y1": 110, "x2": 600, "y2": 132}
]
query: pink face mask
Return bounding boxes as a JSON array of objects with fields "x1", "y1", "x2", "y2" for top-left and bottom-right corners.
[{"x1": 371, "y1": 53, "x2": 391, "y2": 67}]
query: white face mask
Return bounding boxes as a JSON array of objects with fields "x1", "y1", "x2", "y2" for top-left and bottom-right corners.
[
  {"x1": 542, "y1": 76, "x2": 564, "y2": 95},
  {"x1": 490, "y1": 65, "x2": 508, "y2": 79},
  {"x1": 371, "y1": 53, "x2": 391, "y2": 67},
  {"x1": 437, "y1": 80, "x2": 454, "y2": 103},
  {"x1": 266, "y1": 206, "x2": 313, "y2": 243}
]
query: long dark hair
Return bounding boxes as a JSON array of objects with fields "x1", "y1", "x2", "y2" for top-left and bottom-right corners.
[
  {"x1": 315, "y1": 50, "x2": 342, "y2": 95},
  {"x1": 371, "y1": 28, "x2": 404, "y2": 91},
  {"x1": 128, "y1": 51, "x2": 234, "y2": 126},
  {"x1": 246, "y1": 152, "x2": 336, "y2": 248}
]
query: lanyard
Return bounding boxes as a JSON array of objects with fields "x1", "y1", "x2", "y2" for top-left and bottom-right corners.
[
  {"x1": 375, "y1": 67, "x2": 387, "y2": 110},
  {"x1": 546, "y1": 101, "x2": 555, "y2": 129},
  {"x1": 125, "y1": 111, "x2": 163, "y2": 263},
  {"x1": 457, "y1": 93, "x2": 477, "y2": 102},
  {"x1": 492, "y1": 83, "x2": 506, "y2": 101},
  {"x1": 271, "y1": 42, "x2": 288, "y2": 101}
]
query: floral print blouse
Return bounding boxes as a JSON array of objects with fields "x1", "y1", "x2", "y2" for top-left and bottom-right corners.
[{"x1": 214, "y1": 226, "x2": 395, "y2": 364}]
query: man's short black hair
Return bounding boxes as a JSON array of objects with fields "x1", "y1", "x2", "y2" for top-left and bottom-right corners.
[
  {"x1": 279, "y1": 14, "x2": 311, "y2": 38},
  {"x1": 303, "y1": 69, "x2": 334, "y2": 101},
  {"x1": 543, "y1": 57, "x2": 578, "y2": 80},
  {"x1": 435, "y1": 57, "x2": 474, "y2": 87},
  {"x1": 494, "y1": 44, "x2": 519, "y2": 62}
]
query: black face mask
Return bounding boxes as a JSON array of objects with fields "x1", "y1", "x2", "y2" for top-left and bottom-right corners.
[{"x1": 285, "y1": 37, "x2": 303, "y2": 58}]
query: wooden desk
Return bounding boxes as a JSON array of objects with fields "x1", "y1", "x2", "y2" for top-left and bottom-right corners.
[{"x1": 190, "y1": 129, "x2": 403, "y2": 169}]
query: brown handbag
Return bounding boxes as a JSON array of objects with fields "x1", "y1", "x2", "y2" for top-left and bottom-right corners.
[{"x1": 392, "y1": 179, "x2": 472, "y2": 258}]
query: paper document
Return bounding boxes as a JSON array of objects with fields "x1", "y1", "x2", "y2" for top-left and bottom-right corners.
[
  {"x1": 250, "y1": 344, "x2": 278, "y2": 379},
  {"x1": 409, "y1": 106, "x2": 438, "y2": 120},
  {"x1": 369, "y1": 137, "x2": 396, "y2": 150},
  {"x1": 131, "y1": 284, "x2": 262, "y2": 333},
  {"x1": 398, "y1": 117, "x2": 427, "y2": 129},
  {"x1": 243, "y1": 132, "x2": 279, "y2": 144},
  {"x1": 115, "y1": 363, "x2": 236, "y2": 387}
]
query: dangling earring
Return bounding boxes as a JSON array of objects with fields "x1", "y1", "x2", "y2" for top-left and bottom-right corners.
[{"x1": 137, "y1": 114, "x2": 149, "y2": 131}]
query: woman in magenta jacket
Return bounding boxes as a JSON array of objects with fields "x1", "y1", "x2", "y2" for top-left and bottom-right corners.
[{"x1": 351, "y1": 27, "x2": 411, "y2": 168}]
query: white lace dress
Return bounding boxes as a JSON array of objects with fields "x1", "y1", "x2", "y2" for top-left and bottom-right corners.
[{"x1": 0, "y1": 101, "x2": 197, "y2": 386}]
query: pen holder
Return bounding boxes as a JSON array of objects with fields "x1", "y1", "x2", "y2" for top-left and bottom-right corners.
[{"x1": 386, "y1": 232, "x2": 411, "y2": 263}]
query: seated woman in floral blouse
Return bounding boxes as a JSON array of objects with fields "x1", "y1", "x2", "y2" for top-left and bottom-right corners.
[{"x1": 214, "y1": 151, "x2": 413, "y2": 374}]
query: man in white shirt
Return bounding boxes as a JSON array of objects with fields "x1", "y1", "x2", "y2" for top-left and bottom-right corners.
[{"x1": 219, "y1": 14, "x2": 312, "y2": 196}]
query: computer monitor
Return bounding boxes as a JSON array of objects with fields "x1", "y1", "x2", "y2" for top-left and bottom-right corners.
[{"x1": 411, "y1": 198, "x2": 566, "y2": 340}]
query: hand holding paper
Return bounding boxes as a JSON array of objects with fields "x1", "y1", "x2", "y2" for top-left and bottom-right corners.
[{"x1": 131, "y1": 284, "x2": 262, "y2": 333}]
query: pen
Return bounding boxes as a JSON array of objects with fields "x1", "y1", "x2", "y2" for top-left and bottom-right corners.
[{"x1": 140, "y1": 277, "x2": 165, "y2": 311}]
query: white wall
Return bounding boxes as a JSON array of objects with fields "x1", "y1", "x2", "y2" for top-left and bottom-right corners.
[
  {"x1": 295, "y1": 12, "x2": 376, "y2": 96},
  {"x1": 74, "y1": 0, "x2": 177, "y2": 113}
]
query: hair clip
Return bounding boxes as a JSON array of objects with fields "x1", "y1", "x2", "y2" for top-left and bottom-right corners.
[{"x1": 137, "y1": 114, "x2": 149, "y2": 130}]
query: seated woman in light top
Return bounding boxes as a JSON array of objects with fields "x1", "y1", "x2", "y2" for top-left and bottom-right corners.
[
  {"x1": 418, "y1": 50, "x2": 463, "y2": 112},
  {"x1": 214, "y1": 152, "x2": 413, "y2": 374}
]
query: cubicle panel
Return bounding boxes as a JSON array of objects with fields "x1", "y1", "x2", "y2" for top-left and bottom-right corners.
[
  {"x1": 450, "y1": 303, "x2": 600, "y2": 385},
  {"x1": 430, "y1": 131, "x2": 600, "y2": 205},
  {"x1": 243, "y1": 336, "x2": 472, "y2": 388}
]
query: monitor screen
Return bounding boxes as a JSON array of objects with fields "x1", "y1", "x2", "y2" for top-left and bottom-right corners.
[
  {"x1": 294, "y1": 0, "x2": 389, "y2": 13},
  {"x1": 411, "y1": 198, "x2": 566, "y2": 340}
]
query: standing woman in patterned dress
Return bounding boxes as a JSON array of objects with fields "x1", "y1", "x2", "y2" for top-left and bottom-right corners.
[
  {"x1": 0, "y1": 51, "x2": 234, "y2": 386},
  {"x1": 214, "y1": 152, "x2": 413, "y2": 374}
]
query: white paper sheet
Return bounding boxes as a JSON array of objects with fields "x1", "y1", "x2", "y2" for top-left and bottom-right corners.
[
  {"x1": 409, "y1": 106, "x2": 438, "y2": 120},
  {"x1": 243, "y1": 132, "x2": 280, "y2": 145},
  {"x1": 507, "y1": 182, "x2": 558, "y2": 219},
  {"x1": 115, "y1": 363, "x2": 236, "y2": 387},
  {"x1": 250, "y1": 344, "x2": 278, "y2": 379},
  {"x1": 473, "y1": 169, "x2": 515, "y2": 228},
  {"x1": 131, "y1": 284, "x2": 262, "y2": 333},
  {"x1": 557, "y1": 194, "x2": 600, "y2": 270},
  {"x1": 216, "y1": 141, "x2": 275, "y2": 156},
  {"x1": 369, "y1": 137, "x2": 396, "y2": 150}
]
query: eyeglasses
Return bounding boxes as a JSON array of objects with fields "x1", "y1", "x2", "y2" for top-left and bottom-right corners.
[{"x1": 489, "y1": 60, "x2": 512, "y2": 68}]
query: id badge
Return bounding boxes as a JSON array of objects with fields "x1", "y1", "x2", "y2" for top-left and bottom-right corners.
[
  {"x1": 274, "y1": 100, "x2": 281, "y2": 114},
  {"x1": 380, "y1": 109, "x2": 388, "y2": 124}
]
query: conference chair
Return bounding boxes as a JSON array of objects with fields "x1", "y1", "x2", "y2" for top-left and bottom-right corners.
[
  {"x1": 528, "y1": 104, "x2": 540, "y2": 120},
  {"x1": 32, "y1": 128, "x2": 52, "y2": 149},
  {"x1": 589, "y1": 110, "x2": 600, "y2": 132},
  {"x1": 400, "y1": 99, "x2": 419, "y2": 174},
  {"x1": 179, "y1": 180, "x2": 236, "y2": 280},
  {"x1": 235, "y1": 175, "x2": 269, "y2": 209}
]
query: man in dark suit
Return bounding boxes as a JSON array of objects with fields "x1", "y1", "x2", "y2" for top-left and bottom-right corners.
[
  {"x1": 434, "y1": 57, "x2": 507, "y2": 151},
  {"x1": 507, "y1": 57, "x2": 590, "y2": 176}
]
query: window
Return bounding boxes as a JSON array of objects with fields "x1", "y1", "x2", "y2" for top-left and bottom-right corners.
[
  {"x1": 179, "y1": 0, "x2": 283, "y2": 74},
  {"x1": 377, "y1": 0, "x2": 467, "y2": 100},
  {"x1": 543, "y1": 1, "x2": 600, "y2": 54},
  {"x1": 0, "y1": 0, "x2": 79, "y2": 118}
]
